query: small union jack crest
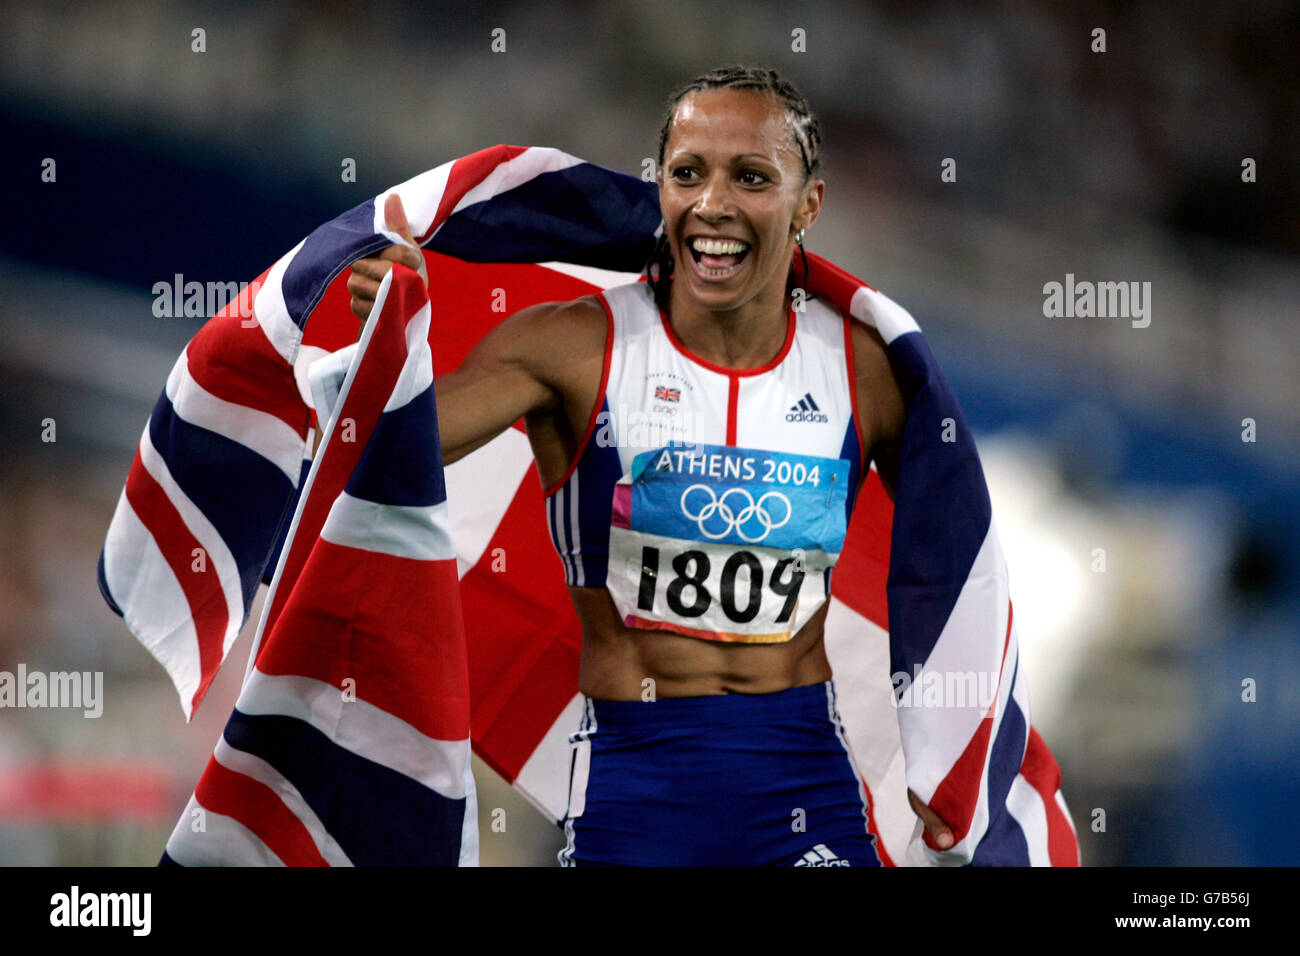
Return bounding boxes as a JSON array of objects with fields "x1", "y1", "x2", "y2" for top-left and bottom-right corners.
[{"x1": 654, "y1": 385, "x2": 681, "y2": 402}]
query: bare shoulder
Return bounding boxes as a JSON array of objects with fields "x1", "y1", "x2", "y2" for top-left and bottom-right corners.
[
  {"x1": 847, "y1": 316, "x2": 906, "y2": 447},
  {"x1": 503, "y1": 293, "x2": 606, "y2": 336},
  {"x1": 461, "y1": 293, "x2": 607, "y2": 377}
]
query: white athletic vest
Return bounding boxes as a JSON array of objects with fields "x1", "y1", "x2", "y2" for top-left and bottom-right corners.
[{"x1": 544, "y1": 279, "x2": 866, "y2": 643}]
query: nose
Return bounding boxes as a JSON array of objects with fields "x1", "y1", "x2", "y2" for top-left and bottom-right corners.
[{"x1": 693, "y1": 170, "x2": 736, "y2": 222}]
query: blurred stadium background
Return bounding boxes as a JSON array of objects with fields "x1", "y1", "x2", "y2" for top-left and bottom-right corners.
[{"x1": 1, "y1": 0, "x2": 1296, "y2": 865}]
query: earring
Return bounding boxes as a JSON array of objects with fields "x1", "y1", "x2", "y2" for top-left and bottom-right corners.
[{"x1": 795, "y1": 227, "x2": 806, "y2": 245}]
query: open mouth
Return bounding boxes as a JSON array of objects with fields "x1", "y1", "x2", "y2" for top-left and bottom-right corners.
[{"x1": 687, "y1": 237, "x2": 751, "y2": 277}]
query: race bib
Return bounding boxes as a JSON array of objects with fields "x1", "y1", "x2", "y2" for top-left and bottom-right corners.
[{"x1": 606, "y1": 443, "x2": 850, "y2": 643}]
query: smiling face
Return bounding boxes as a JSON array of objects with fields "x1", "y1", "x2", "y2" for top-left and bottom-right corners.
[{"x1": 658, "y1": 87, "x2": 823, "y2": 316}]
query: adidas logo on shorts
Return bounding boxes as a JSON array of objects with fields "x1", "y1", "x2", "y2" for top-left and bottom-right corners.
[
  {"x1": 793, "y1": 843, "x2": 850, "y2": 866},
  {"x1": 786, "y1": 392, "x2": 829, "y2": 423}
]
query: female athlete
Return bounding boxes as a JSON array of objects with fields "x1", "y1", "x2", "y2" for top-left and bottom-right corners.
[{"x1": 346, "y1": 65, "x2": 954, "y2": 866}]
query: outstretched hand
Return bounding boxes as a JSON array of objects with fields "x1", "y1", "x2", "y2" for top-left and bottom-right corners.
[
  {"x1": 346, "y1": 193, "x2": 429, "y2": 326},
  {"x1": 908, "y1": 788, "x2": 955, "y2": 850}
]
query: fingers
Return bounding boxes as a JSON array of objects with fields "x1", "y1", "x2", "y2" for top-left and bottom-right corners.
[
  {"x1": 347, "y1": 194, "x2": 427, "y2": 323},
  {"x1": 383, "y1": 193, "x2": 428, "y2": 283},
  {"x1": 384, "y1": 193, "x2": 417, "y2": 246},
  {"x1": 350, "y1": 257, "x2": 389, "y2": 283},
  {"x1": 347, "y1": 265, "x2": 383, "y2": 321},
  {"x1": 382, "y1": 243, "x2": 425, "y2": 273},
  {"x1": 907, "y1": 788, "x2": 955, "y2": 850}
]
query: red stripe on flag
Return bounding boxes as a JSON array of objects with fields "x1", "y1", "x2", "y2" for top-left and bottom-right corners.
[
  {"x1": 1022, "y1": 726, "x2": 1080, "y2": 866},
  {"x1": 194, "y1": 759, "x2": 328, "y2": 866},
  {"x1": 255, "y1": 542, "x2": 471, "y2": 741},
  {"x1": 421, "y1": 256, "x2": 608, "y2": 376},
  {"x1": 461, "y1": 466, "x2": 582, "y2": 782},
  {"x1": 926, "y1": 715, "x2": 994, "y2": 849},
  {"x1": 185, "y1": 272, "x2": 310, "y2": 437},
  {"x1": 791, "y1": 250, "x2": 878, "y2": 313},
  {"x1": 829, "y1": 469, "x2": 893, "y2": 632},
  {"x1": 257, "y1": 273, "x2": 418, "y2": 640},
  {"x1": 923, "y1": 601, "x2": 1018, "y2": 849},
  {"x1": 123, "y1": 449, "x2": 227, "y2": 716},
  {"x1": 302, "y1": 267, "x2": 370, "y2": 354},
  {"x1": 422, "y1": 145, "x2": 531, "y2": 244},
  {"x1": 254, "y1": 264, "x2": 471, "y2": 739}
]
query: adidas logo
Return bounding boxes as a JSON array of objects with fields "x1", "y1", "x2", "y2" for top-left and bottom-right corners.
[
  {"x1": 786, "y1": 392, "x2": 829, "y2": 423},
  {"x1": 793, "y1": 843, "x2": 850, "y2": 866}
]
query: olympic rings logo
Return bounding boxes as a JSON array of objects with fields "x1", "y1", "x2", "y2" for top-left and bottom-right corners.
[{"x1": 679, "y1": 484, "x2": 792, "y2": 542}]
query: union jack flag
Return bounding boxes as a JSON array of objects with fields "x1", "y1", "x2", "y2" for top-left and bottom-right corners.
[
  {"x1": 654, "y1": 385, "x2": 682, "y2": 402},
  {"x1": 160, "y1": 264, "x2": 475, "y2": 865},
  {"x1": 98, "y1": 145, "x2": 1078, "y2": 865}
]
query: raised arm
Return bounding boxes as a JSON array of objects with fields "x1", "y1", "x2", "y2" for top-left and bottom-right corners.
[
  {"x1": 431, "y1": 298, "x2": 596, "y2": 465},
  {"x1": 343, "y1": 194, "x2": 605, "y2": 470}
]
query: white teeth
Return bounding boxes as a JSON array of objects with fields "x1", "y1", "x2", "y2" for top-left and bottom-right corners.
[{"x1": 691, "y1": 237, "x2": 749, "y2": 255}]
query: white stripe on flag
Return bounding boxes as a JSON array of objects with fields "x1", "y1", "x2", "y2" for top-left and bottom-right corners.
[
  {"x1": 444, "y1": 428, "x2": 535, "y2": 577},
  {"x1": 236, "y1": 670, "x2": 472, "y2": 799},
  {"x1": 1006, "y1": 773, "x2": 1051, "y2": 867},
  {"x1": 295, "y1": 344, "x2": 333, "y2": 410},
  {"x1": 212, "y1": 737, "x2": 353, "y2": 866},
  {"x1": 318, "y1": 491, "x2": 456, "y2": 561},
  {"x1": 513, "y1": 692, "x2": 587, "y2": 823},
  {"x1": 823, "y1": 597, "x2": 913, "y2": 864},
  {"x1": 852, "y1": 286, "x2": 921, "y2": 345},
  {"x1": 137, "y1": 424, "x2": 244, "y2": 658},
  {"x1": 442, "y1": 148, "x2": 584, "y2": 229},
  {"x1": 1056, "y1": 789, "x2": 1078, "y2": 840},
  {"x1": 535, "y1": 262, "x2": 642, "y2": 290},
  {"x1": 306, "y1": 344, "x2": 356, "y2": 425},
  {"x1": 379, "y1": 164, "x2": 453, "y2": 242},
  {"x1": 456, "y1": 745, "x2": 480, "y2": 868},
  {"x1": 251, "y1": 239, "x2": 307, "y2": 364},
  {"x1": 167, "y1": 350, "x2": 306, "y2": 483},
  {"x1": 164, "y1": 796, "x2": 286, "y2": 866},
  {"x1": 895, "y1": 523, "x2": 1011, "y2": 786},
  {"x1": 102, "y1": 490, "x2": 203, "y2": 714},
  {"x1": 383, "y1": 301, "x2": 434, "y2": 412}
]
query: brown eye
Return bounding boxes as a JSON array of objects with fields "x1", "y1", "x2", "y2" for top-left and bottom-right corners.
[
  {"x1": 739, "y1": 170, "x2": 768, "y2": 185},
  {"x1": 672, "y1": 167, "x2": 698, "y2": 181}
]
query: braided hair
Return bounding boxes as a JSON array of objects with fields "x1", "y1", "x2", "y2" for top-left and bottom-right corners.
[{"x1": 646, "y1": 65, "x2": 824, "y2": 312}]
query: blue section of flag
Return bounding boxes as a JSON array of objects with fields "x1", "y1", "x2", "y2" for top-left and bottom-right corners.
[
  {"x1": 883, "y1": 331, "x2": 993, "y2": 674},
  {"x1": 262, "y1": 457, "x2": 311, "y2": 585},
  {"x1": 96, "y1": 549, "x2": 122, "y2": 616},
  {"x1": 972, "y1": 661, "x2": 1031, "y2": 866},
  {"x1": 345, "y1": 384, "x2": 446, "y2": 507},
  {"x1": 222, "y1": 709, "x2": 466, "y2": 867},
  {"x1": 149, "y1": 391, "x2": 298, "y2": 613},
  {"x1": 430, "y1": 165, "x2": 661, "y2": 270},
  {"x1": 282, "y1": 200, "x2": 383, "y2": 328}
]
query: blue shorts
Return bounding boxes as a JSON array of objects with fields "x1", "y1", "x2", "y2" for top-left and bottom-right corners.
[{"x1": 558, "y1": 680, "x2": 883, "y2": 866}]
